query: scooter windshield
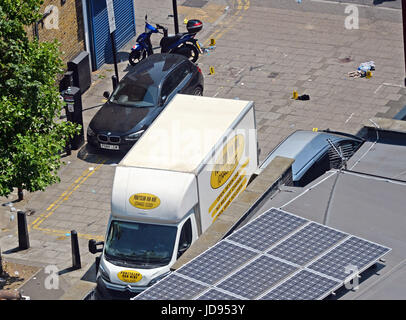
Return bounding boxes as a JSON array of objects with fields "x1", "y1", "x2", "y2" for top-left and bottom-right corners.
[
  {"x1": 145, "y1": 22, "x2": 157, "y2": 33},
  {"x1": 104, "y1": 220, "x2": 177, "y2": 268}
]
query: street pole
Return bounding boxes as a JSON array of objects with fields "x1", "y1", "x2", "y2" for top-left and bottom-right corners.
[
  {"x1": 172, "y1": 0, "x2": 179, "y2": 34},
  {"x1": 403, "y1": 0, "x2": 406, "y2": 86},
  {"x1": 107, "y1": 0, "x2": 119, "y2": 83},
  {"x1": 110, "y1": 31, "x2": 119, "y2": 83}
]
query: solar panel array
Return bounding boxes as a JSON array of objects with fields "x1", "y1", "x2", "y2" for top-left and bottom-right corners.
[{"x1": 136, "y1": 208, "x2": 390, "y2": 300}]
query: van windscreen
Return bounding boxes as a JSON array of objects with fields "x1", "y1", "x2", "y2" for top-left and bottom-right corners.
[{"x1": 104, "y1": 220, "x2": 177, "y2": 268}]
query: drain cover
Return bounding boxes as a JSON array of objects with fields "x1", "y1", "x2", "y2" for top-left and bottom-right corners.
[
  {"x1": 268, "y1": 72, "x2": 279, "y2": 79},
  {"x1": 182, "y1": 0, "x2": 208, "y2": 8}
]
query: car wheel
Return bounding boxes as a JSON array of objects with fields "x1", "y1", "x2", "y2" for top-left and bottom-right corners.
[{"x1": 193, "y1": 86, "x2": 203, "y2": 96}]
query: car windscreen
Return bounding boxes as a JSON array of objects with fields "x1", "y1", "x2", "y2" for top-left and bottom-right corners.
[
  {"x1": 104, "y1": 220, "x2": 177, "y2": 267},
  {"x1": 109, "y1": 71, "x2": 159, "y2": 107}
]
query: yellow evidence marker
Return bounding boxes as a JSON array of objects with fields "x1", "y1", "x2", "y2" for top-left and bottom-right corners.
[{"x1": 209, "y1": 66, "x2": 215, "y2": 75}]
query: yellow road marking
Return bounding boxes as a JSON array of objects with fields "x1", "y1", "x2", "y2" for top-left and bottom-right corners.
[
  {"x1": 244, "y1": 0, "x2": 250, "y2": 10},
  {"x1": 203, "y1": 0, "x2": 250, "y2": 46},
  {"x1": 30, "y1": 158, "x2": 106, "y2": 240}
]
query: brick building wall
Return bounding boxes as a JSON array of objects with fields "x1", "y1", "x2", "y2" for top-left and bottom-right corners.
[{"x1": 34, "y1": 0, "x2": 85, "y2": 64}]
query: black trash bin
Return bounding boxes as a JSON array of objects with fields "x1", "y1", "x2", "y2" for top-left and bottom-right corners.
[{"x1": 63, "y1": 86, "x2": 84, "y2": 150}]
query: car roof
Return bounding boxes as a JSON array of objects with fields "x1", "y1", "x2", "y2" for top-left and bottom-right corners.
[
  {"x1": 259, "y1": 130, "x2": 362, "y2": 180},
  {"x1": 126, "y1": 53, "x2": 189, "y2": 83}
]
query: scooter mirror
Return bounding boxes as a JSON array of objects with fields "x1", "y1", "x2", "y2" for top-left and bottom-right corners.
[{"x1": 161, "y1": 95, "x2": 167, "y2": 105}]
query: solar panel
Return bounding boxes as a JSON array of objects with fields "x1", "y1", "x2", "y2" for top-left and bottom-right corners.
[
  {"x1": 217, "y1": 255, "x2": 298, "y2": 299},
  {"x1": 177, "y1": 241, "x2": 257, "y2": 285},
  {"x1": 227, "y1": 208, "x2": 307, "y2": 251},
  {"x1": 308, "y1": 236, "x2": 391, "y2": 281},
  {"x1": 135, "y1": 208, "x2": 391, "y2": 300},
  {"x1": 267, "y1": 222, "x2": 348, "y2": 266},
  {"x1": 260, "y1": 270, "x2": 340, "y2": 300},
  {"x1": 196, "y1": 289, "x2": 243, "y2": 300},
  {"x1": 136, "y1": 274, "x2": 207, "y2": 300}
]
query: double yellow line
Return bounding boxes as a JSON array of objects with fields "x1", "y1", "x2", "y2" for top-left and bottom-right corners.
[
  {"x1": 204, "y1": 0, "x2": 250, "y2": 46},
  {"x1": 30, "y1": 159, "x2": 106, "y2": 241}
]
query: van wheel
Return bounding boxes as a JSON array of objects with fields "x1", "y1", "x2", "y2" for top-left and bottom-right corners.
[{"x1": 193, "y1": 86, "x2": 203, "y2": 96}]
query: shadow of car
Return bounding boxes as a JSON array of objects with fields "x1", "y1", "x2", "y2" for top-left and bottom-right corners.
[
  {"x1": 258, "y1": 130, "x2": 364, "y2": 187},
  {"x1": 87, "y1": 53, "x2": 204, "y2": 153}
]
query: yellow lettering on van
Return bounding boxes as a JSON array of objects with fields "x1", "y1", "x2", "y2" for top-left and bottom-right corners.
[
  {"x1": 211, "y1": 135, "x2": 245, "y2": 189},
  {"x1": 129, "y1": 193, "x2": 160, "y2": 209},
  {"x1": 117, "y1": 270, "x2": 142, "y2": 283}
]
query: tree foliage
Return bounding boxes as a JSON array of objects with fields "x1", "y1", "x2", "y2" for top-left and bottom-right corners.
[{"x1": 0, "y1": 0, "x2": 80, "y2": 198}]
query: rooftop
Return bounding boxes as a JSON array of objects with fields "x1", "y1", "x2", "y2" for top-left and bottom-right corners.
[{"x1": 251, "y1": 119, "x2": 406, "y2": 299}]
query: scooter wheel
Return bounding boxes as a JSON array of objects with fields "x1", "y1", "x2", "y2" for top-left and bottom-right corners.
[
  {"x1": 172, "y1": 44, "x2": 199, "y2": 63},
  {"x1": 129, "y1": 49, "x2": 146, "y2": 66}
]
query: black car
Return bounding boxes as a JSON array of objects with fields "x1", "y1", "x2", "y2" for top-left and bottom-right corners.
[{"x1": 87, "y1": 53, "x2": 204, "y2": 152}]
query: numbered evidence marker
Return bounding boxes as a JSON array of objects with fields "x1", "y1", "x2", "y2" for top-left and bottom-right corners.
[
  {"x1": 184, "y1": 18, "x2": 188, "y2": 24},
  {"x1": 312, "y1": 128, "x2": 318, "y2": 132},
  {"x1": 366, "y1": 70, "x2": 372, "y2": 79},
  {"x1": 292, "y1": 90, "x2": 299, "y2": 100},
  {"x1": 209, "y1": 66, "x2": 215, "y2": 75},
  {"x1": 210, "y1": 38, "x2": 216, "y2": 46}
]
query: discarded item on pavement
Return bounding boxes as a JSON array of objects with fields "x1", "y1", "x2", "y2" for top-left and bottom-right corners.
[
  {"x1": 292, "y1": 91, "x2": 309, "y2": 100},
  {"x1": 298, "y1": 94, "x2": 310, "y2": 101},
  {"x1": 358, "y1": 61, "x2": 375, "y2": 72},
  {"x1": 348, "y1": 61, "x2": 375, "y2": 78}
]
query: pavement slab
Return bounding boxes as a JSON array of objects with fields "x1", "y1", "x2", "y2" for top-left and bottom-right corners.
[{"x1": 1, "y1": 0, "x2": 405, "y2": 299}]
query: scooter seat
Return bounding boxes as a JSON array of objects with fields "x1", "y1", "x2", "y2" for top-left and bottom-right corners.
[{"x1": 160, "y1": 33, "x2": 188, "y2": 51}]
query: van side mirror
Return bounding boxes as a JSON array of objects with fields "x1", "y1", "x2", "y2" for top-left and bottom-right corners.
[
  {"x1": 103, "y1": 91, "x2": 110, "y2": 99},
  {"x1": 160, "y1": 95, "x2": 167, "y2": 106},
  {"x1": 177, "y1": 242, "x2": 190, "y2": 258},
  {"x1": 89, "y1": 239, "x2": 104, "y2": 254}
]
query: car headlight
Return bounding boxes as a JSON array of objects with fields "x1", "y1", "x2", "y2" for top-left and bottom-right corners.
[
  {"x1": 124, "y1": 130, "x2": 145, "y2": 141},
  {"x1": 98, "y1": 264, "x2": 111, "y2": 282},
  {"x1": 87, "y1": 126, "x2": 96, "y2": 137},
  {"x1": 148, "y1": 271, "x2": 171, "y2": 286}
]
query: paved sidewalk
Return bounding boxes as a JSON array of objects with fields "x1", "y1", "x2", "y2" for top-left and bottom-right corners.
[
  {"x1": 0, "y1": 0, "x2": 231, "y2": 300},
  {"x1": 0, "y1": 0, "x2": 405, "y2": 299}
]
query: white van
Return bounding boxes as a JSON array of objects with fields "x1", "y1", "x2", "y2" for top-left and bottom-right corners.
[{"x1": 89, "y1": 94, "x2": 258, "y2": 299}]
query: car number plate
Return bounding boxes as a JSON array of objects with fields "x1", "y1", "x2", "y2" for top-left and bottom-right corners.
[{"x1": 100, "y1": 143, "x2": 119, "y2": 150}]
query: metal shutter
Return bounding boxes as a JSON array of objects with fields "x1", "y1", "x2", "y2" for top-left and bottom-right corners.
[{"x1": 88, "y1": 0, "x2": 136, "y2": 70}]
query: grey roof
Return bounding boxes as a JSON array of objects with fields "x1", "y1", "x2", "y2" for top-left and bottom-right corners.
[
  {"x1": 259, "y1": 130, "x2": 362, "y2": 181},
  {"x1": 347, "y1": 141, "x2": 406, "y2": 180},
  {"x1": 255, "y1": 138, "x2": 406, "y2": 299}
]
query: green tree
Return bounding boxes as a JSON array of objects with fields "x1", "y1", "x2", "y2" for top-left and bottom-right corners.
[{"x1": 0, "y1": 0, "x2": 80, "y2": 200}]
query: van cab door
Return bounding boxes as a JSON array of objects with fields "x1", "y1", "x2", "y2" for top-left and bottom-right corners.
[{"x1": 176, "y1": 215, "x2": 198, "y2": 259}]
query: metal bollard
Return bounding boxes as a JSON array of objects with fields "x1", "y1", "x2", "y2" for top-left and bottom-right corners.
[
  {"x1": 112, "y1": 75, "x2": 118, "y2": 91},
  {"x1": 95, "y1": 255, "x2": 101, "y2": 275},
  {"x1": 71, "y1": 230, "x2": 81, "y2": 270},
  {"x1": 17, "y1": 211, "x2": 30, "y2": 250},
  {"x1": 0, "y1": 247, "x2": 3, "y2": 275}
]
